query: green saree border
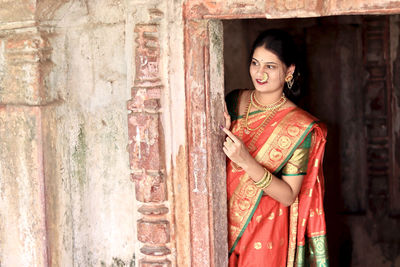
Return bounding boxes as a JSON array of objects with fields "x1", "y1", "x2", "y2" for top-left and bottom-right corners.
[
  {"x1": 283, "y1": 172, "x2": 307, "y2": 176},
  {"x1": 275, "y1": 122, "x2": 316, "y2": 173},
  {"x1": 229, "y1": 191, "x2": 263, "y2": 254},
  {"x1": 235, "y1": 110, "x2": 265, "y2": 120},
  {"x1": 296, "y1": 235, "x2": 329, "y2": 267}
]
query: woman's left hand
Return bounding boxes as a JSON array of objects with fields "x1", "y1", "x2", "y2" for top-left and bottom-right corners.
[{"x1": 221, "y1": 126, "x2": 252, "y2": 167}]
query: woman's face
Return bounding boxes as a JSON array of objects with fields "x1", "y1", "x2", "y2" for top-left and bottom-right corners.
[{"x1": 249, "y1": 46, "x2": 294, "y2": 94}]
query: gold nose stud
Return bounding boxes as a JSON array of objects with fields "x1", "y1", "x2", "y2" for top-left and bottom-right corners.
[{"x1": 260, "y1": 73, "x2": 269, "y2": 83}]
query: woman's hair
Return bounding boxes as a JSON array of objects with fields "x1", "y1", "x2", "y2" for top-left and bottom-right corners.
[{"x1": 249, "y1": 29, "x2": 301, "y2": 101}]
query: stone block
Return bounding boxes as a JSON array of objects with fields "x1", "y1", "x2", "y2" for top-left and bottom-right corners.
[
  {"x1": 128, "y1": 113, "x2": 164, "y2": 170},
  {"x1": 139, "y1": 259, "x2": 171, "y2": 267},
  {"x1": 265, "y1": 0, "x2": 323, "y2": 18},
  {"x1": 137, "y1": 219, "x2": 170, "y2": 244},
  {"x1": 85, "y1": 0, "x2": 125, "y2": 24},
  {"x1": 128, "y1": 87, "x2": 162, "y2": 112},
  {"x1": 134, "y1": 24, "x2": 162, "y2": 87},
  {"x1": 138, "y1": 205, "x2": 169, "y2": 215},
  {"x1": 132, "y1": 173, "x2": 167, "y2": 203},
  {"x1": 327, "y1": 0, "x2": 400, "y2": 14},
  {"x1": 0, "y1": 105, "x2": 47, "y2": 266},
  {"x1": 0, "y1": 0, "x2": 35, "y2": 23},
  {"x1": 0, "y1": 34, "x2": 51, "y2": 105}
]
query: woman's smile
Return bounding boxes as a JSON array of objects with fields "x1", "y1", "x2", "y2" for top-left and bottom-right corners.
[{"x1": 255, "y1": 78, "x2": 268, "y2": 85}]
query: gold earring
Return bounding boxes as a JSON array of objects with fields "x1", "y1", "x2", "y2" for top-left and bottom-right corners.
[{"x1": 285, "y1": 74, "x2": 294, "y2": 89}]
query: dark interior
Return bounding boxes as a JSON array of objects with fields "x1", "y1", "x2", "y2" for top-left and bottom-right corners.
[{"x1": 223, "y1": 15, "x2": 400, "y2": 267}]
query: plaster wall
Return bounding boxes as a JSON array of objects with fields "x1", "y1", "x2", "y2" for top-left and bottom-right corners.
[{"x1": 0, "y1": 0, "x2": 136, "y2": 266}]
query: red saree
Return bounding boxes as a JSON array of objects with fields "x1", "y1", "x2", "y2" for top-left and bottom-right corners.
[{"x1": 227, "y1": 107, "x2": 328, "y2": 267}]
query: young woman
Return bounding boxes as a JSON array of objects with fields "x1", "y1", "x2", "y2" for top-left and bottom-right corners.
[{"x1": 221, "y1": 29, "x2": 329, "y2": 266}]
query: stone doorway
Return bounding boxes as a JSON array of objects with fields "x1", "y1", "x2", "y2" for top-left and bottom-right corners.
[{"x1": 182, "y1": 3, "x2": 400, "y2": 265}]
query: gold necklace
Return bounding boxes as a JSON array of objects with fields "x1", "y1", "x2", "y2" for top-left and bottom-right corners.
[
  {"x1": 245, "y1": 92, "x2": 287, "y2": 132},
  {"x1": 251, "y1": 91, "x2": 287, "y2": 111},
  {"x1": 231, "y1": 92, "x2": 287, "y2": 172}
]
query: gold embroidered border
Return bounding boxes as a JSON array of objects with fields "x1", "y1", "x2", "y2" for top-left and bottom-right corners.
[
  {"x1": 287, "y1": 197, "x2": 299, "y2": 267},
  {"x1": 256, "y1": 109, "x2": 314, "y2": 171},
  {"x1": 229, "y1": 109, "x2": 315, "y2": 252},
  {"x1": 228, "y1": 173, "x2": 262, "y2": 250}
]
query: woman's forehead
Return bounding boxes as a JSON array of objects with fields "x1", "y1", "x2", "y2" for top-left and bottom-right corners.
[{"x1": 252, "y1": 46, "x2": 281, "y2": 64}]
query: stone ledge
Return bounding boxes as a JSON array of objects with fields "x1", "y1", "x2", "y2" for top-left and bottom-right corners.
[{"x1": 140, "y1": 245, "x2": 171, "y2": 256}]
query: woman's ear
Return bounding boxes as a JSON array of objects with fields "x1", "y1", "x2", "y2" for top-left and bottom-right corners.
[{"x1": 287, "y1": 64, "x2": 295, "y2": 75}]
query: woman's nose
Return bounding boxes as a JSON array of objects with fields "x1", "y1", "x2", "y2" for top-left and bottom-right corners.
[{"x1": 256, "y1": 66, "x2": 266, "y2": 75}]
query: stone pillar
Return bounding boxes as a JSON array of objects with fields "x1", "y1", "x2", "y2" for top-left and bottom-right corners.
[
  {"x1": 183, "y1": 17, "x2": 228, "y2": 267},
  {"x1": 0, "y1": 18, "x2": 50, "y2": 267},
  {"x1": 127, "y1": 4, "x2": 172, "y2": 266}
]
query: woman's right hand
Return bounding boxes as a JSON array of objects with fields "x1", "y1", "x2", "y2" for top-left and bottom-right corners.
[{"x1": 223, "y1": 101, "x2": 231, "y2": 130}]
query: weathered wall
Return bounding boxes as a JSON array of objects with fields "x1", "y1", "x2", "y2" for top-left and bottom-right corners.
[
  {"x1": 0, "y1": 0, "x2": 136, "y2": 266},
  {"x1": 42, "y1": 2, "x2": 136, "y2": 265},
  {"x1": 0, "y1": 106, "x2": 48, "y2": 267}
]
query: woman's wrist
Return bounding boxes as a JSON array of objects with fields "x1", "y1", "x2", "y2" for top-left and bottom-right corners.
[
  {"x1": 239, "y1": 155, "x2": 266, "y2": 182},
  {"x1": 238, "y1": 153, "x2": 256, "y2": 171}
]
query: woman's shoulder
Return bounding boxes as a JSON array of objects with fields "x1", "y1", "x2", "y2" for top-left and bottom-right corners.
[
  {"x1": 225, "y1": 89, "x2": 251, "y2": 118},
  {"x1": 289, "y1": 107, "x2": 327, "y2": 136},
  {"x1": 291, "y1": 107, "x2": 317, "y2": 121},
  {"x1": 225, "y1": 89, "x2": 250, "y2": 101}
]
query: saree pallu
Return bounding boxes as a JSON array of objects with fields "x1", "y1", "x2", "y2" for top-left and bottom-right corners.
[{"x1": 227, "y1": 107, "x2": 328, "y2": 267}]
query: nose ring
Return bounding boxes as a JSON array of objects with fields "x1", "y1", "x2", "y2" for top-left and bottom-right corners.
[{"x1": 260, "y1": 73, "x2": 269, "y2": 83}]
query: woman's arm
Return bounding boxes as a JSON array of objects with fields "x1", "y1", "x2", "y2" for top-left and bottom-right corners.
[
  {"x1": 221, "y1": 126, "x2": 304, "y2": 207},
  {"x1": 240, "y1": 154, "x2": 304, "y2": 207}
]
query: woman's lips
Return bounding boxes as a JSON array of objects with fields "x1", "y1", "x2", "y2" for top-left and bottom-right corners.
[
  {"x1": 255, "y1": 79, "x2": 267, "y2": 85},
  {"x1": 255, "y1": 73, "x2": 268, "y2": 85}
]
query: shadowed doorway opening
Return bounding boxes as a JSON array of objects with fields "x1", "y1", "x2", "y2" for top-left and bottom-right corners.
[{"x1": 223, "y1": 15, "x2": 400, "y2": 267}]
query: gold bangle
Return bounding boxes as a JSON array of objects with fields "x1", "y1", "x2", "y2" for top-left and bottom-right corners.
[
  {"x1": 255, "y1": 168, "x2": 273, "y2": 190},
  {"x1": 254, "y1": 171, "x2": 268, "y2": 186},
  {"x1": 257, "y1": 174, "x2": 271, "y2": 189}
]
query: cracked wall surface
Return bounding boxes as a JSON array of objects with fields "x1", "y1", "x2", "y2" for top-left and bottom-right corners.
[{"x1": 0, "y1": 0, "x2": 136, "y2": 266}]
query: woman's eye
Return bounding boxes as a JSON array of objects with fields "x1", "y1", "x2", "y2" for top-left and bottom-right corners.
[
  {"x1": 251, "y1": 60, "x2": 258, "y2": 65},
  {"x1": 267, "y1": 65, "x2": 274, "y2": 69}
]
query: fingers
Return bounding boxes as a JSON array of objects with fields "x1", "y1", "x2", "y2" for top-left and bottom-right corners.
[
  {"x1": 223, "y1": 102, "x2": 231, "y2": 129},
  {"x1": 223, "y1": 102, "x2": 230, "y2": 119},
  {"x1": 220, "y1": 126, "x2": 240, "y2": 143},
  {"x1": 224, "y1": 111, "x2": 230, "y2": 119},
  {"x1": 222, "y1": 147, "x2": 229, "y2": 157},
  {"x1": 222, "y1": 142, "x2": 233, "y2": 158},
  {"x1": 223, "y1": 137, "x2": 233, "y2": 148}
]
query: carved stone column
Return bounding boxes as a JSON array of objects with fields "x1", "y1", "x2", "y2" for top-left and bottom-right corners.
[{"x1": 127, "y1": 6, "x2": 172, "y2": 266}]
